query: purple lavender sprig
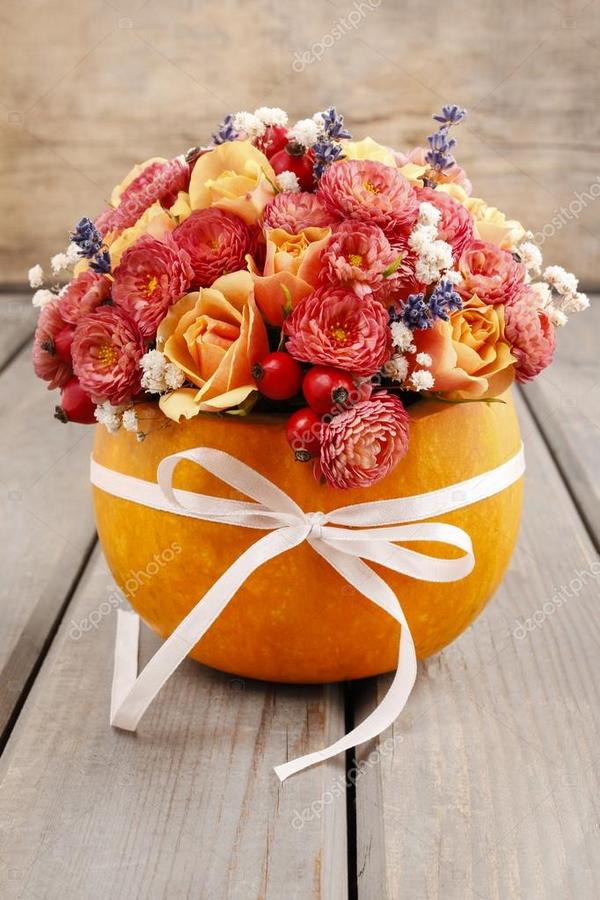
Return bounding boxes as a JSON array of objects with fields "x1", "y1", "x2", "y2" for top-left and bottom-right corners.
[
  {"x1": 70, "y1": 217, "x2": 103, "y2": 259},
  {"x1": 212, "y1": 113, "x2": 239, "y2": 145},
  {"x1": 425, "y1": 104, "x2": 467, "y2": 180},
  {"x1": 390, "y1": 279, "x2": 462, "y2": 331},
  {"x1": 313, "y1": 140, "x2": 345, "y2": 179},
  {"x1": 319, "y1": 107, "x2": 352, "y2": 141},
  {"x1": 89, "y1": 249, "x2": 111, "y2": 275}
]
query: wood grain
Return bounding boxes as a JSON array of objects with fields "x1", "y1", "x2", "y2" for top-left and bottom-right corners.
[
  {"x1": 354, "y1": 391, "x2": 600, "y2": 899},
  {"x1": 2, "y1": 0, "x2": 600, "y2": 284},
  {"x1": 0, "y1": 341, "x2": 95, "y2": 740},
  {"x1": 0, "y1": 547, "x2": 347, "y2": 899},
  {"x1": 521, "y1": 296, "x2": 600, "y2": 547}
]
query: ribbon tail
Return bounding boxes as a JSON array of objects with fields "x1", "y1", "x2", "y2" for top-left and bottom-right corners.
[
  {"x1": 110, "y1": 526, "x2": 308, "y2": 732},
  {"x1": 274, "y1": 544, "x2": 416, "y2": 782}
]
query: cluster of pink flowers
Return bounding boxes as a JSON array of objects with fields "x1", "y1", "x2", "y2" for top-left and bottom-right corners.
[{"x1": 31, "y1": 104, "x2": 589, "y2": 489}]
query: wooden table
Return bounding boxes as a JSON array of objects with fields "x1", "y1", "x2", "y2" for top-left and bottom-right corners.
[{"x1": 0, "y1": 292, "x2": 598, "y2": 899}]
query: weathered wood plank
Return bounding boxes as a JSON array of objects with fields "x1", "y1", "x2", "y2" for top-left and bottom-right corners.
[
  {"x1": 0, "y1": 547, "x2": 347, "y2": 899},
  {"x1": 521, "y1": 295, "x2": 600, "y2": 547},
  {"x1": 2, "y1": 0, "x2": 600, "y2": 284},
  {"x1": 354, "y1": 391, "x2": 600, "y2": 899},
  {"x1": 0, "y1": 295, "x2": 36, "y2": 370},
  {"x1": 0, "y1": 343, "x2": 95, "y2": 740}
]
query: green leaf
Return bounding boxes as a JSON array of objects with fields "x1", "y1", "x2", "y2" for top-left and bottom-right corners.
[
  {"x1": 225, "y1": 391, "x2": 260, "y2": 416},
  {"x1": 382, "y1": 254, "x2": 406, "y2": 279},
  {"x1": 281, "y1": 283, "x2": 293, "y2": 318}
]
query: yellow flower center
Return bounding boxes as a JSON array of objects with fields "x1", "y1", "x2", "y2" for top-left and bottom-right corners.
[
  {"x1": 98, "y1": 343, "x2": 117, "y2": 367},
  {"x1": 363, "y1": 180, "x2": 380, "y2": 194},
  {"x1": 145, "y1": 275, "x2": 159, "y2": 296},
  {"x1": 330, "y1": 323, "x2": 349, "y2": 343},
  {"x1": 348, "y1": 253, "x2": 363, "y2": 267}
]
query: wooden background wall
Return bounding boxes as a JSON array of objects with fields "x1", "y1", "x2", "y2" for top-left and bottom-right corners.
[{"x1": 2, "y1": 0, "x2": 599, "y2": 287}]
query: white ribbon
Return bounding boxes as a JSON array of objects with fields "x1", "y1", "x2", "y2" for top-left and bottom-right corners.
[{"x1": 90, "y1": 443, "x2": 525, "y2": 781}]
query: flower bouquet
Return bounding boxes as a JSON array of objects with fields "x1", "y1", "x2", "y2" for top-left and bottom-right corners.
[{"x1": 30, "y1": 105, "x2": 589, "y2": 777}]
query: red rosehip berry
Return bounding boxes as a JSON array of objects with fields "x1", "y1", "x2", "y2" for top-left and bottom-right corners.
[
  {"x1": 257, "y1": 125, "x2": 289, "y2": 159},
  {"x1": 252, "y1": 351, "x2": 303, "y2": 401},
  {"x1": 302, "y1": 366, "x2": 356, "y2": 416},
  {"x1": 54, "y1": 324, "x2": 76, "y2": 364},
  {"x1": 286, "y1": 407, "x2": 322, "y2": 461},
  {"x1": 54, "y1": 377, "x2": 96, "y2": 425},
  {"x1": 269, "y1": 143, "x2": 315, "y2": 191}
]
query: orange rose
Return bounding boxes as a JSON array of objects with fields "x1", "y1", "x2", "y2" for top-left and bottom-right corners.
[
  {"x1": 157, "y1": 270, "x2": 268, "y2": 419},
  {"x1": 248, "y1": 226, "x2": 331, "y2": 325},
  {"x1": 412, "y1": 295, "x2": 515, "y2": 399},
  {"x1": 188, "y1": 141, "x2": 276, "y2": 225}
]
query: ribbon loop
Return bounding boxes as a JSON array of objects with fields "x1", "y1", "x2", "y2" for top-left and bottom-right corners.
[{"x1": 90, "y1": 443, "x2": 525, "y2": 781}]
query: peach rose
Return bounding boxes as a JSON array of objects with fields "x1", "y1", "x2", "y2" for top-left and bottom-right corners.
[
  {"x1": 248, "y1": 225, "x2": 331, "y2": 325},
  {"x1": 411, "y1": 295, "x2": 516, "y2": 399},
  {"x1": 157, "y1": 270, "x2": 269, "y2": 419},
  {"x1": 188, "y1": 141, "x2": 276, "y2": 225}
]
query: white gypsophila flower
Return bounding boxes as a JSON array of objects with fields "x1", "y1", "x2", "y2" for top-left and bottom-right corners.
[
  {"x1": 94, "y1": 402, "x2": 122, "y2": 433},
  {"x1": 408, "y1": 224, "x2": 438, "y2": 254},
  {"x1": 254, "y1": 107, "x2": 288, "y2": 127},
  {"x1": 427, "y1": 240, "x2": 453, "y2": 271},
  {"x1": 548, "y1": 307, "x2": 568, "y2": 327},
  {"x1": 50, "y1": 252, "x2": 70, "y2": 274},
  {"x1": 232, "y1": 111, "x2": 266, "y2": 139},
  {"x1": 414, "y1": 258, "x2": 439, "y2": 285},
  {"x1": 275, "y1": 171, "x2": 301, "y2": 193},
  {"x1": 530, "y1": 281, "x2": 552, "y2": 308},
  {"x1": 561, "y1": 291, "x2": 590, "y2": 314},
  {"x1": 65, "y1": 242, "x2": 81, "y2": 265},
  {"x1": 517, "y1": 241, "x2": 542, "y2": 276},
  {"x1": 410, "y1": 369, "x2": 435, "y2": 391},
  {"x1": 32, "y1": 289, "x2": 55, "y2": 308},
  {"x1": 444, "y1": 269, "x2": 463, "y2": 287},
  {"x1": 28, "y1": 264, "x2": 44, "y2": 288},
  {"x1": 390, "y1": 320, "x2": 416, "y2": 352},
  {"x1": 122, "y1": 408, "x2": 138, "y2": 433},
  {"x1": 289, "y1": 118, "x2": 320, "y2": 148},
  {"x1": 543, "y1": 265, "x2": 578, "y2": 296},
  {"x1": 312, "y1": 112, "x2": 326, "y2": 136},
  {"x1": 140, "y1": 349, "x2": 185, "y2": 393},
  {"x1": 417, "y1": 201, "x2": 441, "y2": 227},
  {"x1": 164, "y1": 362, "x2": 185, "y2": 390},
  {"x1": 415, "y1": 352, "x2": 432, "y2": 367},
  {"x1": 382, "y1": 354, "x2": 409, "y2": 383}
]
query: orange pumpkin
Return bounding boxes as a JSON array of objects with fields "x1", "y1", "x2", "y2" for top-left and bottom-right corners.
[{"x1": 93, "y1": 390, "x2": 523, "y2": 683}]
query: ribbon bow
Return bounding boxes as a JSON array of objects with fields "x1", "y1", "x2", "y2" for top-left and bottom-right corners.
[{"x1": 90, "y1": 444, "x2": 525, "y2": 781}]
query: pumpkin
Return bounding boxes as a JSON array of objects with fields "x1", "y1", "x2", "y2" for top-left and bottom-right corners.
[{"x1": 93, "y1": 390, "x2": 523, "y2": 683}]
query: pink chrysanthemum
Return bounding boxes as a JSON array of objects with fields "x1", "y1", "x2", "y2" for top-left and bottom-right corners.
[
  {"x1": 317, "y1": 160, "x2": 419, "y2": 242},
  {"x1": 95, "y1": 157, "x2": 189, "y2": 237},
  {"x1": 284, "y1": 287, "x2": 391, "y2": 376},
  {"x1": 112, "y1": 233, "x2": 194, "y2": 338},
  {"x1": 416, "y1": 186, "x2": 474, "y2": 259},
  {"x1": 504, "y1": 286, "x2": 556, "y2": 382},
  {"x1": 457, "y1": 239, "x2": 525, "y2": 306},
  {"x1": 319, "y1": 392, "x2": 410, "y2": 489},
  {"x1": 32, "y1": 300, "x2": 73, "y2": 389},
  {"x1": 320, "y1": 222, "x2": 398, "y2": 298},
  {"x1": 172, "y1": 208, "x2": 252, "y2": 288},
  {"x1": 263, "y1": 191, "x2": 336, "y2": 232},
  {"x1": 71, "y1": 306, "x2": 145, "y2": 404},
  {"x1": 58, "y1": 271, "x2": 112, "y2": 325}
]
